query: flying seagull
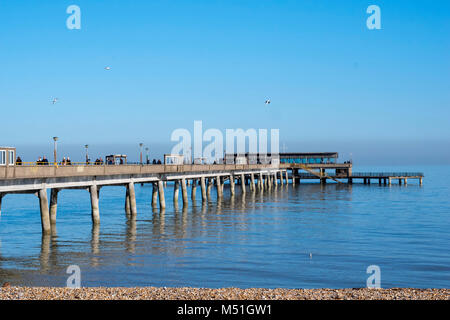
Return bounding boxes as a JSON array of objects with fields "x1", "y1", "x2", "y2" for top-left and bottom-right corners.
[
  {"x1": 52, "y1": 98, "x2": 59, "y2": 105},
  {"x1": 104, "y1": 66, "x2": 111, "y2": 70},
  {"x1": 265, "y1": 99, "x2": 271, "y2": 105}
]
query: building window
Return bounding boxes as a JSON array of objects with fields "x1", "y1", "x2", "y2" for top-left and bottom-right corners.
[
  {"x1": 9, "y1": 150, "x2": 15, "y2": 165},
  {"x1": 0, "y1": 151, "x2": 6, "y2": 165}
]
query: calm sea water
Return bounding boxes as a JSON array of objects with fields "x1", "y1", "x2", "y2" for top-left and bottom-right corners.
[{"x1": 0, "y1": 165, "x2": 449, "y2": 288}]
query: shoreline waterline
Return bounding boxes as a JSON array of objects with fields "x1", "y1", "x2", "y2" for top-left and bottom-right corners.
[{"x1": 0, "y1": 286, "x2": 448, "y2": 300}]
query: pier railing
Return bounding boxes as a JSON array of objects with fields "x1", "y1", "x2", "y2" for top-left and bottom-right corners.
[
  {"x1": 297, "y1": 172, "x2": 424, "y2": 178},
  {"x1": 350, "y1": 172, "x2": 424, "y2": 177}
]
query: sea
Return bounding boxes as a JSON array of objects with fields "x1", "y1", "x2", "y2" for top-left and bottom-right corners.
[{"x1": 0, "y1": 165, "x2": 449, "y2": 288}]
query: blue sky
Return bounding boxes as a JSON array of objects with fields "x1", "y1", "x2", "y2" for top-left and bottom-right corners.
[{"x1": 0, "y1": 0, "x2": 449, "y2": 163}]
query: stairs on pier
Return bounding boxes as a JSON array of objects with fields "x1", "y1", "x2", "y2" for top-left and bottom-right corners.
[{"x1": 299, "y1": 165, "x2": 343, "y2": 184}]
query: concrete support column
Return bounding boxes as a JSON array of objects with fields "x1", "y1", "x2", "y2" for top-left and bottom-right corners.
[
  {"x1": 285, "y1": 171, "x2": 289, "y2": 184},
  {"x1": 399, "y1": 179, "x2": 402, "y2": 185},
  {"x1": 420, "y1": 178, "x2": 423, "y2": 186},
  {"x1": 89, "y1": 185, "x2": 100, "y2": 225},
  {"x1": 240, "y1": 174, "x2": 246, "y2": 193},
  {"x1": 152, "y1": 182, "x2": 158, "y2": 207},
  {"x1": 200, "y1": 177, "x2": 207, "y2": 202},
  {"x1": 49, "y1": 188, "x2": 59, "y2": 225},
  {"x1": 404, "y1": 178, "x2": 407, "y2": 185},
  {"x1": 128, "y1": 182, "x2": 137, "y2": 215},
  {"x1": 320, "y1": 169, "x2": 326, "y2": 185},
  {"x1": 216, "y1": 176, "x2": 223, "y2": 198},
  {"x1": 280, "y1": 171, "x2": 284, "y2": 185},
  {"x1": 229, "y1": 175, "x2": 235, "y2": 195},
  {"x1": 348, "y1": 178, "x2": 353, "y2": 184},
  {"x1": 292, "y1": 170, "x2": 295, "y2": 186},
  {"x1": 250, "y1": 173, "x2": 255, "y2": 191},
  {"x1": 388, "y1": 178, "x2": 392, "y2": 185},
  {"x1": 158, "y1": 180, "x2": 166, "y2": 209},
  {"x1": 191, "y1": 179, "x2": 197, "y2": 201},
  {"x1": 274, "y1": 173, "x2": 278, "y2": 186},
  {"x1": 125, "y1": 185, "x2": 131, "y2": 215},
  {"x1": 220, "y1": 177, "x2": 225, "y2": 195},
  {"x1": 181, "y1": 178, "x2": 188, "y2": 204},
  {"x1": 206, "y1": 178, "x2": 212, "y2": 198},
  {"x1": 174, "y1": 180, "x2": 180, "y2": 203},
  {"x1": 38, "y1": 188, "x2": 51, "y2": 233},
  {"x1": 379, "y1": 178, "x2": 382, "y2": 185}
]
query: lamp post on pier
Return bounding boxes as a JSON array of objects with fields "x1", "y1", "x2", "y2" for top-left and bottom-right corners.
[
  {"x1": 145, "y1": 147, "x2": 149, "y2": 164},
  {"x1": 53, "y1": 137, "x2": 58, "y2": 165},
  {"x1": 139, "y1": 143, "x2": 144, "y2": 165},
  {"x1": 85, "y1": 144, "x2": 89, "y2": 164}
]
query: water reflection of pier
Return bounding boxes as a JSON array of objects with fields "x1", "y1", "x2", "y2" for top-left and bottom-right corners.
[{"x1": 0, "y1": 180, "x2": 357, "y2": 286}]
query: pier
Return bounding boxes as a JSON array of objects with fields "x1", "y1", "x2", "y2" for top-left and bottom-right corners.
[{"x1": 0, "y1": 151, "x2": 424, "y2": 234}]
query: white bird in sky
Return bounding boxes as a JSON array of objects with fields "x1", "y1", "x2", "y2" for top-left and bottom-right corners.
[
  {"x1": 52, "y1": 98, "x2": 59, "y2": 105},
  {"x1": 265, "y1": 99, "x2": 271, "y2": 105},
  {"x1": 104, "y1": 66, "x2": 111, "y2": 70}
]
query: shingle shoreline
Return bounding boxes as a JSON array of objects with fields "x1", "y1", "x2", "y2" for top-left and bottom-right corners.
[{"x1": 0, "y1": 287, "x2": 449, "y2": 300}]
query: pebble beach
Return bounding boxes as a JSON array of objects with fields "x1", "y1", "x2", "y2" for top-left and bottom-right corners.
[{"x1": 0, "y1": 287, "x2": 448, "y2": 300}]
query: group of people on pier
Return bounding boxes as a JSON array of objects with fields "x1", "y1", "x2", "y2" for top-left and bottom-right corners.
[
  {"x1": 12, "y1": 155, "x2": 164, "y2": 166},
  {"x1": 36, "y1": 156, "x2": 49, "y2": 165},
  {"x1": 94, "y1": 157, "x2": 104, "y2": 165}
]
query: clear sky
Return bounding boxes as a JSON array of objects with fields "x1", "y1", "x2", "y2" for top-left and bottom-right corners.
[{"x1": 0, "y1": 0, "x2": 449, "y2": 163}]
